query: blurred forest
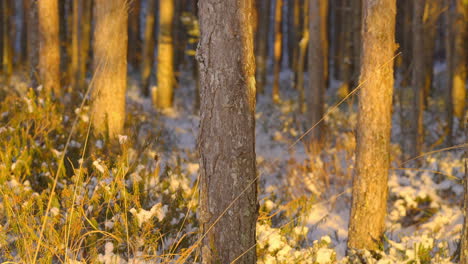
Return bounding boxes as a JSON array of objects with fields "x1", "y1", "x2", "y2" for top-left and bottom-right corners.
[{"x1": 0, "y1": 0, "x2": 467, "y2": 263}]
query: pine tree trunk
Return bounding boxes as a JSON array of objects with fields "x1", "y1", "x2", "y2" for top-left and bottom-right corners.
[
  {"x1": 25, "y1": 0, "x2": 39, "y2": 86},
  {"x1": 38, "y1": 0, "x2": 61, "y2": 96},
  {"x1": 409, "y1": 0, "x2": 425, "y2": 160},
  {"x1": 445, "y1": 4, "x2": 454, "y2": 146},
  {"x1": 255, "y1": 0, "x2": 270, "y2": 94},
  {"x1": 347, "y1": 0, "x2": 396, "y2": 252},
  {"x1": 272, "y1": 0, "x2": 283, "y2": 103},
  {"x1": 197, "y1": 0, "x2": 257, "y2": 263},
  {"x1": 296, "y1": 0, "x2": 309, "y2": 113},
  {"x1": 338, "y1": 0, "x2": 353, "y2": 97},
  {"x1": 2, "y1": 0, "x2": 14, "y2": 81},
  {"x1": 452, "y1": 0, "x2": 467, "y2": 120},
  {"x1": 141, "y1": 0, "x2": 156, "y2": 97},
  {"x1": 90, "y1": 0, "x2": 128, "y2": 139},
  {"x1": 155, "y1": 0, "x2": 175, "y2": 109},
  {"x1": 70, "y1": 0, "x2": 79, "y2": 90},
  {"x1": 79, "y1": 0, "x2": 92, "y2": 90},
  {"x1": 128, "y1": 0, "x2": 142, "y2": 69},
  {"x1": 307, "y1": 0, "x2": 328, "y2": 145}
]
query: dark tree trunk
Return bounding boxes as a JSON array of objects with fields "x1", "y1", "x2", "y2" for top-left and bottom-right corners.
[
  {"x1": 347, "y1": 0, "x2": 396, "y2": 253},
  {"x1": 255, "y1": 0, "x2": 270, "y2": 94},
  {"x1": 197, "y1": 0, "x2": 257, "y2": 263},
  {"x1": 272, "y1": 0, "x2": 283, "y2": 103},
  {"x1": 128, "y1": 0, "x2": 142, "y2": 70},
  {"x1": 141, "y1": 0, "x2": 156, "y2": 97}
]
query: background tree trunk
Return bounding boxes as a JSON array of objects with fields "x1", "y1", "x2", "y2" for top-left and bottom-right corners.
[
  {"x1": 307, "y1": 0, "x2": 328, "y2": 145},
  {"x1": 90, "y1": 0, "x2": 128, "y2": 139},
  {"x1": 445, "y1": 2, "x2": 454, "y2": 146},
  {"x1": 452, "y1": 0, "x2": 467, "y2": 121},
  {"x1": 141, "y1": 0, "x2": 156, "y2": 97},
  {"x1": 347, "y1": 0, "x2": 396, "y2": 252},
  {"x1": 38, "y1": 0, "x2": 61, "y2": 96},
  {"x1": 128, "y1": 0, "x2": 142, "y2": 70},
  {"x1": 460, "y1": 115, "x2": 468, "y2": 263},
  {"x1": 0, "y1": 0, "x2": 3, "y2": 75},
  {"x1": 155, "y1": 0, "x2": 175, "y2": 109},
  {"x1": 25, "y1": 0, "x2": 39, "y2": 86},
  {"x1": 197, "y1": 0, "x2": 257, "y2": 263},
  {"x1": 2, "y1": 0, "x2": 14, "y2": 81},
  {"x1": 296, "y1": 0, "x2": 309, "y2": 113},
  {"x1": 255, "y1": 0, "x2": 270, "y2": 94},
  {"x1": 79, "y1": 0, "x2": 92, "y2": 90},
  {"x1": 272, "y1": 0, "x2": 283, "y2": 103}
]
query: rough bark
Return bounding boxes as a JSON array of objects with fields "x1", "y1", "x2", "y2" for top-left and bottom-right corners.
[
  {"x1": 452, "y1": 0, "x2": 467, "y2": 120},
  {"x1": 272, "y1": 0, "x2": 283, "y2": 103},
  {"x1": 141, "y1": 0, "x2": 156, "y2": 97},
  {"x1": 90, "y1": 0, "x2": 128, "y2": 139},
  {"x1": 409, "y1": 0, "x2": 426, "y2": 160},
  {"x1": 347, "y1": 0, "x2": 396, "y2": 252},
  {"x1": 128, "y1": 0, "x2": 142, "y2": 69},
  {"x1": 38, "y1": 0, "x2": 61, "y2": 96},
  {"x1": 307, "y1": 0, "x2": 328, "y2": 144},
  {"x1": 155, "y1": 0, "x2": 175, "y2": 109},
  {"x1": 255, "y1": 0, "x2": 270, "y2": 94},
  {"x1": 197, "y1": 0, "x2": 257, "y2": 263}
]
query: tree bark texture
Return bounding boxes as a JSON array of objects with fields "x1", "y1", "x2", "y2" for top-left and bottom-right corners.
[
  {"x1": 156, "y1": 0, "x2": 175, "y2": 109},
  {"x1": 90, "y1": 0, "x2": 128, "y2": 139},
  {"x1": 347, "y1": 0, "x2": 396, "y2": 252},
  {"x1": 38, "y1": 0, "x2": 61, "y2": 96},
  {"x1": 197, "y1": 0, "x2": 257, "y2": 263}
]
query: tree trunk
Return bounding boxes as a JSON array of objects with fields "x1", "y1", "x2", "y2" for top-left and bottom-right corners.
[
  {"x1": 38, "y1": 0, "x2": 61, "y2": 96},
  {"x1": 347, "y1": 0, "x2": 396, "y2": 253},
  {"x1": 337, "y1": 0, "x2": 353, "y2": 97},
  {"x1": 460, "y1": 115, "x2": 468, "y2": 263},
  {"x1": 128, "y1": 0, "x2": 142, "y2": 69},
  {"x1": 452, "y1": 0, "x2": 467, "y2": 120},
  {"x1": 445, "y1": 2, "x2": 454, "y2": 146},
  {"x1": 25, "y1": 0, "x2": 39, "y2": 86},
  {"x1": 197, "y1": 0, "x2": 257, "y2": 263},
  {"x1": 2, "y1": 0, "x2": 14, "y2": 81},
  {"x1": 70, "y1": 0, "x2": 79, "y2": 90},
  {"x1": 307, "y1": 0, "x2": 328, "y2": 145},
  {"x1": 79, "y1": 0, "x2": 92, "y2": 90},
  {"x1": 409, "y1": 0, "x2": 425, "y2": 160},
  {"x1": 155, "y1": 0, "x2": 175, "y2": 109},
  {"x1": 351, "y1": 0, "x2": 362, "y2": 85},
  {"x1": 141, "y1": 0, "x2": 156, "y2": 97},
  {"x1": 255, "y1": 0, "x2": 270, "y2": 94},
  {"x1": 90, "y1": 0, "x2": 128, "y2": 139},
  {"x1": 296, "y1": 0, "x2": 309, "y2": 113},
  {"x1": 0, "y1": 0, "x2": 3, "y2": 74},
  {"x1": 272, "y1": 0, "x2": 283, "y2": 103}
]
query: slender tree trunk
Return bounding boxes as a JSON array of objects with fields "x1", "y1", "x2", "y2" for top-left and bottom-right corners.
[
  {"x1": 347, "y1": 0, "x2": 396, "y2": 252},
  {"x1": 288, "y1": 0, "x2": 300, "y2": 76},
  {"x1": 26, "y1": 0, "x2": 39, "y2": 86},
  {"x1": 338, "y1": 0, "x2": 353, "y2": 97},
  {"x1": 141, "y1": 0, "x2": 156, "y2": 97},
  {"x1": 70, "y1": 0, "x2": 79, "y2": 90},
  {"x1": 272, "y1": 0, "x2": 283, "y2": 103},
  {"x1": 255, "y1": 0, "x2": 270, "y2": 94},
  {"x1": 155, "y1": 0, "x2": 175, "y2": 109},
  {"x1": 79, "y1": 0, "x2": 92, "y2": 90},
  {"x1": 173, "y1": 0, "x2": 187, "y2": 83},
  {"x1": 2, "y1": 0, "x2": 14, "y2": 81},
  {"x1": 197, "y1": 0, "x2": 257, "y2": 263},
  {"x1": 460, "y1": 115, "x2": 468, "y2": 263},
  {"x1": 307, "y1": 0, "x2": 328, "y2": 145},
  {"x1": 409, "y1": 0, "x2": 426, "y2": 160},
  {"x1": 452, "y1": 0, "x2": 467, "y2": 120},
  {"x1": 38, "y1": 0, "x2": 61, "y2": 96},
  {"x1": 90, "y1": 0, "x2": 128, "y2": 139},
  {"x1": 128, "y1": 0, "x2": 142, "y2": 69},
  {"x1": 332, "y1": 0, "x2": 342, "y2": 80},
  {"x1": 445, "y1": 4, "x2": 454, "y2": 146},
  {"x1": 296, "y1": 0, "x2": 309, "y2": 113},
  {"x1": 351, "y1": 0, "x2": 362, "y2": 84}
]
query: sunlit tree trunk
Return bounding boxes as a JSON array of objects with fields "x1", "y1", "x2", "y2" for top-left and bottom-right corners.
[
  {"x1": 347, "y1": 0, "x2": 396, "y2": 253},
  {"x1": 307, "y1": 0, "x2": 328, "y2": 145},
  {"x1": 255, "y1": 0, "x2": 270, "y2": 94},
  {"x1": 408, "y1": 0, "x2": 425, "y2": 160},
  {"x1": 141, "y1": 0, "x2": 156, "y2": 97},
  {"x1": 155, "y1": 0, "x2": 175, "y2": 109},
  {"x1": 296, "y1": 0, "x2": 309, "y2": 113},
  {"x1": 128, "y1": 0, "x2": 142, "y2": 70},
  {"x1": 272, "y1": 0, "x2": 282, "y2": 103},
  {"x1": 197, "y1": 0, "x2": 257, "y2": 262},
  {"x1": 90, "y1": 0, "x2": 128, "y2": 139},
  {"x1": 452, "y1": 0, "x2": 467, "y2": 121},
  {"x1": 38, "y1": 0, "x2": 61, "y2": 96},
  {"x1": 70, "y1": 0, "x2": 79, "y2": 90}
]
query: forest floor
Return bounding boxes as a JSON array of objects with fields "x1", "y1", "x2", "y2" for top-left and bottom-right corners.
[{"x1": 0, "y1": 65, "x2": 466, "y2": 263}]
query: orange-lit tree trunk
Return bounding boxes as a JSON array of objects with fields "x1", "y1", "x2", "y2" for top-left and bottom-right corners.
[
  {"x1": 70, "y1": 0, "x2": 79, "y2": 90},
  {"x1": 451, "y1": 0, "x2": 467, "y2": 122},
  {"x1": 155, "y1": 0, "x2": 175, "y2": 109},
  {"x1": 38, "y1": 0, "x2": 61, "y2": 96},
  {"x1": 0, "y1": 0, "x2": 3, "y2": 74},
  {"x1": 141, "y1": 0, "x2": 156, "y2": 97},
  {"x1": 90, "y1": 0, "x2": 128, "y2": 139},
  {"x1": 197, "y1": 0, "x2": 257, "y2": 262},
  {"x1": 272, "y1": 0, "x2": 282, "y2": 103},
  {"x1": 307, "y1": 0, "x2": 328, "y2": 144},
  {"x1": 255, "y1": 0, "x2": 270, "y2": 94},
  {"x1": 347, "y1": 0, "x2": 396, "y2": 253}
]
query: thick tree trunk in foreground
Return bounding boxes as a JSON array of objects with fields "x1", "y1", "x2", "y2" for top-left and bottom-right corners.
[
  {"x1": 307, "y1": 0, "x2": 328, "y2": 145},
  {"x1": 155, "y1": 0, "x2": 175, "y2": 109},
  {"x1": 38, "y1": 0, "x2": 61, "y2": 96},
  {"x1": 347, "y1": 0, "x2": 396, "y2": 252},
  {"x1": 90, "y1": 0, "x2": 128, "y2": 139},
  {"x1": 272, "y1": 0, "x2": 283, "y2": 103},
  {"x1": 197, "y1": 0, "x2": 257, "y2": 263}
]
